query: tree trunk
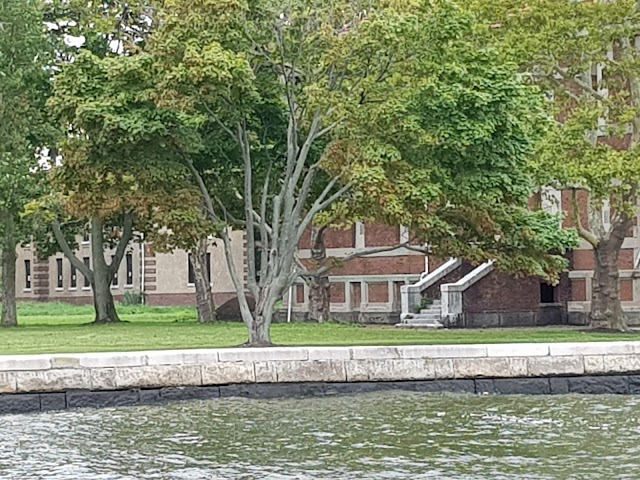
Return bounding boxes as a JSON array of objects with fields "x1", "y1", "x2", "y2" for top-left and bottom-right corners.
[
  {"x1": 248, "y1": 309, "x2": 273, "y2": 346},
  {"x1": 190, "y1": 239, "x2": 217, "y2": 323},
  {"x1": 308, "y1": 225, "x2": 331, "y2": 323},
  {"x1": 91, "y1": 216, "x2": 121, "y2": 324},
  {"x1": 1, "y1": 215, "x2": 17, "y2": 327},
  {"x1": 589, "y1": 221, "x2": 629, "y2": 331}
]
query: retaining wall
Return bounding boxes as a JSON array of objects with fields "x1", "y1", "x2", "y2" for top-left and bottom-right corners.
[{"x1": 2, "y1": 342, "x2": 640, "y2": 413}]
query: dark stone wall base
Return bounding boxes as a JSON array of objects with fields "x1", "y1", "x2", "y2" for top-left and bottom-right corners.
[
  {"x1": 274, "y1": 311, "x2": 399, "y2": 325},
  {"x1": 2, "y1": 374, "x2": 640, "y2": 415},
  {"x1": 569, "y1": 311, "x2": 640, "y2": 327}
]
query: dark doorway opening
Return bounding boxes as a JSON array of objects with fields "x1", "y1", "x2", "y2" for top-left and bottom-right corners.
[{"x1": 540, "y1": 283, "x2": 556, "y2": 304}]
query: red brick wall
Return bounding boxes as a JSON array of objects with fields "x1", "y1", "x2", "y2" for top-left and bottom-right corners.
[
  {"x1": 571, "y1": 278, "x2": 587, "y2": 301},
  {"x1": 572, "y1": 248, "x2": 634, "y2": 270},
  {"x1": 423, "y1": 262, "x2": 475, "y2": 299},
  {"x1": 330, "y1": 283, "x2": 346, "y2": 303},
  {"x1": 562, "y1": 190, "x2": 589, "y2": 229},
  {"x1": 324, "y1": 226, "x2": 355, "y2": 248},
  {"x1": 350, "y1": 282, "x2": 362, "y2": 309},
  {"x1": 368, "y1": 283, "x2": 389, "y2": 303},
  {"x1": 328, "y1": 256, "x2": 425, "y2": 276},
  {"x1": 462, "y1": 271, "x2": 571, "y2": 314},
  {"x1": 620, "y1": 279, "x2": 634, "y2": 301},
  {"x1": 364, "y1": 223, "x2": 400, "y2": 247}
]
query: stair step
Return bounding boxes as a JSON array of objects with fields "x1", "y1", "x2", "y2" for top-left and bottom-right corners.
[
  {"x1": 396, "y1": 320, "x2": 444, "y2": 329},
  {"x1": 414, "y1": 313, "x2": 441, "y2": 320},
  {"x1": 420, "y1": 308, "x2": 440, "y2": 315}
]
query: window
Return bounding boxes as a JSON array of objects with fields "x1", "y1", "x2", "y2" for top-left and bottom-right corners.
[
  {"x1": 540, "y1": 283, "x2": 556, "y2": 304},
  {"x1": 56, "y1": 258, "x2": 63, "y2": 289},
  {"x1": 83, "y1": 257, "x2": 91, "y2": 288},
  {"x1": 188, "y1": 253, "x2": 211, "y2": 285},
  {"x1": 70, "y1": 261, "x2": 77, "y2": 289},
  {"x1": 126, "y1": 253, "x2": 133, "y2": 286},
  {"x1": 24, "y1": 260, "x2": 31, "y2": 290},
  {"x1": 111, "y1": 255, "x2": 118, "y2": 286},
  {"x1": 82, "y1": 231, "x2": 90, "y2": 243}
]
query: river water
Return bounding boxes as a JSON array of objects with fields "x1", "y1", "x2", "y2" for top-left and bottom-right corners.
[{"x1": 1, "y1": 392, "x2": 640, "y2": 479}]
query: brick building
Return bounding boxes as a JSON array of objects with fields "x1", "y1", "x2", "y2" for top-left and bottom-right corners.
[{"x1": 13, "y1": 189, "x2": 640, "y2": 327}]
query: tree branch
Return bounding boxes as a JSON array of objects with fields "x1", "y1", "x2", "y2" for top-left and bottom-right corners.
[
  {"x1": 52, "y1": 221, "x2": 93, "y2": 281},
  {"x1": 109, "y1": 211, "x2": 134, "y2": 277},
  {"x1": 572, "y1": 188, "x2": 599, "y2": 247},
  {"x1": 552, "y1": 65, "x2": 608, "y2": 103}
]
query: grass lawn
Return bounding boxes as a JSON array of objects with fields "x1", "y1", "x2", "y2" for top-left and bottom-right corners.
[{"x1": 0, "y1": 302, "x2": 637, "y2": 355}]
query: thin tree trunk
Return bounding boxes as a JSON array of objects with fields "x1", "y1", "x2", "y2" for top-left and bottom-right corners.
[
  {"x1": 589, "y1": 223, "x2": 629, "y2": 331},
  {"x1": 248, "y1": 302, "x2": 274, "y2": 346},
  {"x1": 91, "y1": 216, "x2": 121, "y2": 324},
  {"x1": 308, "y1": 225, "x2": 330, "y2": 323},
  {"x1": 1, "y1": 215, "x2": 17, "y2": 327},
  {"x1": 191, "y1": 238, "x2": 217, "y2": 323}
]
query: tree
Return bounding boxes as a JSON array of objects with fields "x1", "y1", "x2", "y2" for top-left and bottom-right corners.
[
  {"x1": 189, "y1": 237, "x2": 217, "y2": 323},
  {"x1": 150, "y1": 0, "x2": 576, "y2": 345},
  {"x1": 470, "y1": 0, "x2": 640, "y2": 330},
  {"x1": 0, "y1": 0, "x2": 51, "y2": 327}
]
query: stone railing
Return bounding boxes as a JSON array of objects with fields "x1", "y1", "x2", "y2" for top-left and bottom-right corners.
[
  {"x1": 400, "y1": 258, "x2": 461, "y2": 320},
  {"x1": 441, "y1": 261, "x2": 494, "y2": 326}
]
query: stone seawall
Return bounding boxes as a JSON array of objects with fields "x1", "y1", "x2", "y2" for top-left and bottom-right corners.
[{"x1": 2, "y1": 341, "x2": 640, "y2": 413}]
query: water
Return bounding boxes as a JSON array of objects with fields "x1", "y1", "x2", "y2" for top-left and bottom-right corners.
[{"x1": 1, "y1": 392, "x2": 640, "y2": 479}]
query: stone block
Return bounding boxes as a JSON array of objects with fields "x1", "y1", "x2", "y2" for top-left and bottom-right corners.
[
  {"x1": 40, "y1": 393, "x2": 67, "y2": 411},
  {"x1": 583, "y1": 355, "x2": 605, "y2": 374},
  {"x1": 50, "y1": 357, "x2": 81, "y2": 369},
  {"x1": 201, "y1": 362, "x2": 255, "y2": 385},
  {"x1": 465, "y1": 313, "x2": 500, "y2": 328},
  {"x1": 549, "y1": 341, "x2": 638, "y2": 357},
  {"x1": 500, "y1": 312, "x2": 535, "y2": 327},
  {"x1": 433, "y1": 359, "x2": 455, "y2": 379},
  {"x1": 139, "y1": 389, "x2": 162, "y2": 404},
  {"x1": 219, "y1": 383, "x2": 325, "y2": 399},
  {"x1": 526, "y1": 356, "x2": 584, "y2": 377},
  {"x1": 90, "y1": 368, "x2": 117, "y2": 390},
  {"x1": 549, "y1": 377, "x2": 570, "y2": 394},
  {"x1": 275, "y1": 360, "x2": 346, "y2": 383},
  {"x1": 66, "y1": 390, "x2": 140, "y2": 409},
  {"x1": 146, "y1": 349, "x2": 220, "y2": 366},
  {"x1": 78, "y1": 352, "x2": 146, "y2": 368},
  {"x1": 493, "y1": 378, "x2": 551, "y2": 395},
  {"x1": 601, "y1": 355, "x2": 640, "y2": 374},
  {"x1": 350, "y1": 346, "x2": 399, "y2": 360},
  {"x1": 0, "y1": 355, "x2": 51, "y2": 371},
  {"x1": 307, "y1": 347, "x2": 351, "y2": 361},
  {"x1": 218, "y1": 347, "x2": 307, "y2": 362},
  {"x1": 345, "y1": 359, "x2": 435, "y2": 382},
  {"x1": 486, "y1": 343, "x2": 549, "y2": 358},
  {"x1": 159, "y1": 386, "x2": 220, "y2": 400},
  {"x1": 398, "y1": 345, "x2": 487, "y2": 359},
  {"x1": 474, "y1": 379, "x2": 495, "y2": 394},
  {"x1": 568, "y1": 376, "x2": 629, "y2": 394},
  {"x1": 0, "y1": 372, "x2": 17, "y2": 394},
  {"x1": 628, "y1": 375, "x2": 640, "y2": 394},
  {"x1": 254, "y1": 362, "x2": 277, "y2": 383},
  {"x1": 15, "y1": 369, "x2": 91, "y2": 393},
  {"x1": 453, "y1": 357, "x2": 528, "y2": 378},
  {"x1": 324, "y1": 382, "x2": 387, "y2": 396},
  {"x1": 114, "y1": 365, "x2": 202, "y2": 389},
  {"x1": 0, "y1": 394, "x2": 41, "y2": 414}
]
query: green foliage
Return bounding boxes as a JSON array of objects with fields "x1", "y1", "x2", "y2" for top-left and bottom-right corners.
[
  {"x1": 122, "y1": 290, "x2": 147, "y2": 306},
  {"x1": 470, "y1": 0, "x2": 640, "y2": 242}
]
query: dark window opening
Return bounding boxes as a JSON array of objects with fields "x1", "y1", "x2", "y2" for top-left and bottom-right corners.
[
  {"x1": 112, "y1": 255, "x2": 118, "y2": 286},
  {"x1": 83, "y1": 257, "x2": 91, "y2": 287},
  {"x1": 540, "y1": 283, "x2": 556, "y2": 304},
  {"x1": 24, "y1": 260, "x2": 31, "y2": 290},
  {"x1": 70, "y1": 262, "x2": 77, "y2": 288},
  {"x1": 126, "y1": 253, "x2": 133, "y2": 286},
  {"x1": 56, "y1": 258, "x2": 63, "y2": 289}
]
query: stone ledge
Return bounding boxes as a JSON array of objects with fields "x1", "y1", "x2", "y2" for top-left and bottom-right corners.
[
  {"x1": 2, "y1": 375, "x2": 639, "y2": 415},
  {"x1": 1, "y1": 342, "x2": 640, "y2": 396}
]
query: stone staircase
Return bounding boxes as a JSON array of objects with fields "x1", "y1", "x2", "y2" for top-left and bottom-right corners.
[{"x1": 396, "y1": 299, "x2": 444, "y2": 329}]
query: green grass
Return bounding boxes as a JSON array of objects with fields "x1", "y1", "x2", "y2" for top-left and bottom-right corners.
[{"x1": 0, "y1": 302, "x2": 636, "y2": 355}]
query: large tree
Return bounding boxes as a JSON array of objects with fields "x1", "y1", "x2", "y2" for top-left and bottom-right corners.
[
  {"x1": 148, "y1": 0, "x2": 576, "y2": 345},
  {"x1": 470, "y1": 0, "x2": 640, "y2": 330},
  {"x1": 0, "y1": 0, "x2": 52, "y2": 327}
]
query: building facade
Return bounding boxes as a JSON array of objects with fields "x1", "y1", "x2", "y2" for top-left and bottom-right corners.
[{"x1": 13, "y1": 193, "x2": 640, "y2": 327}]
